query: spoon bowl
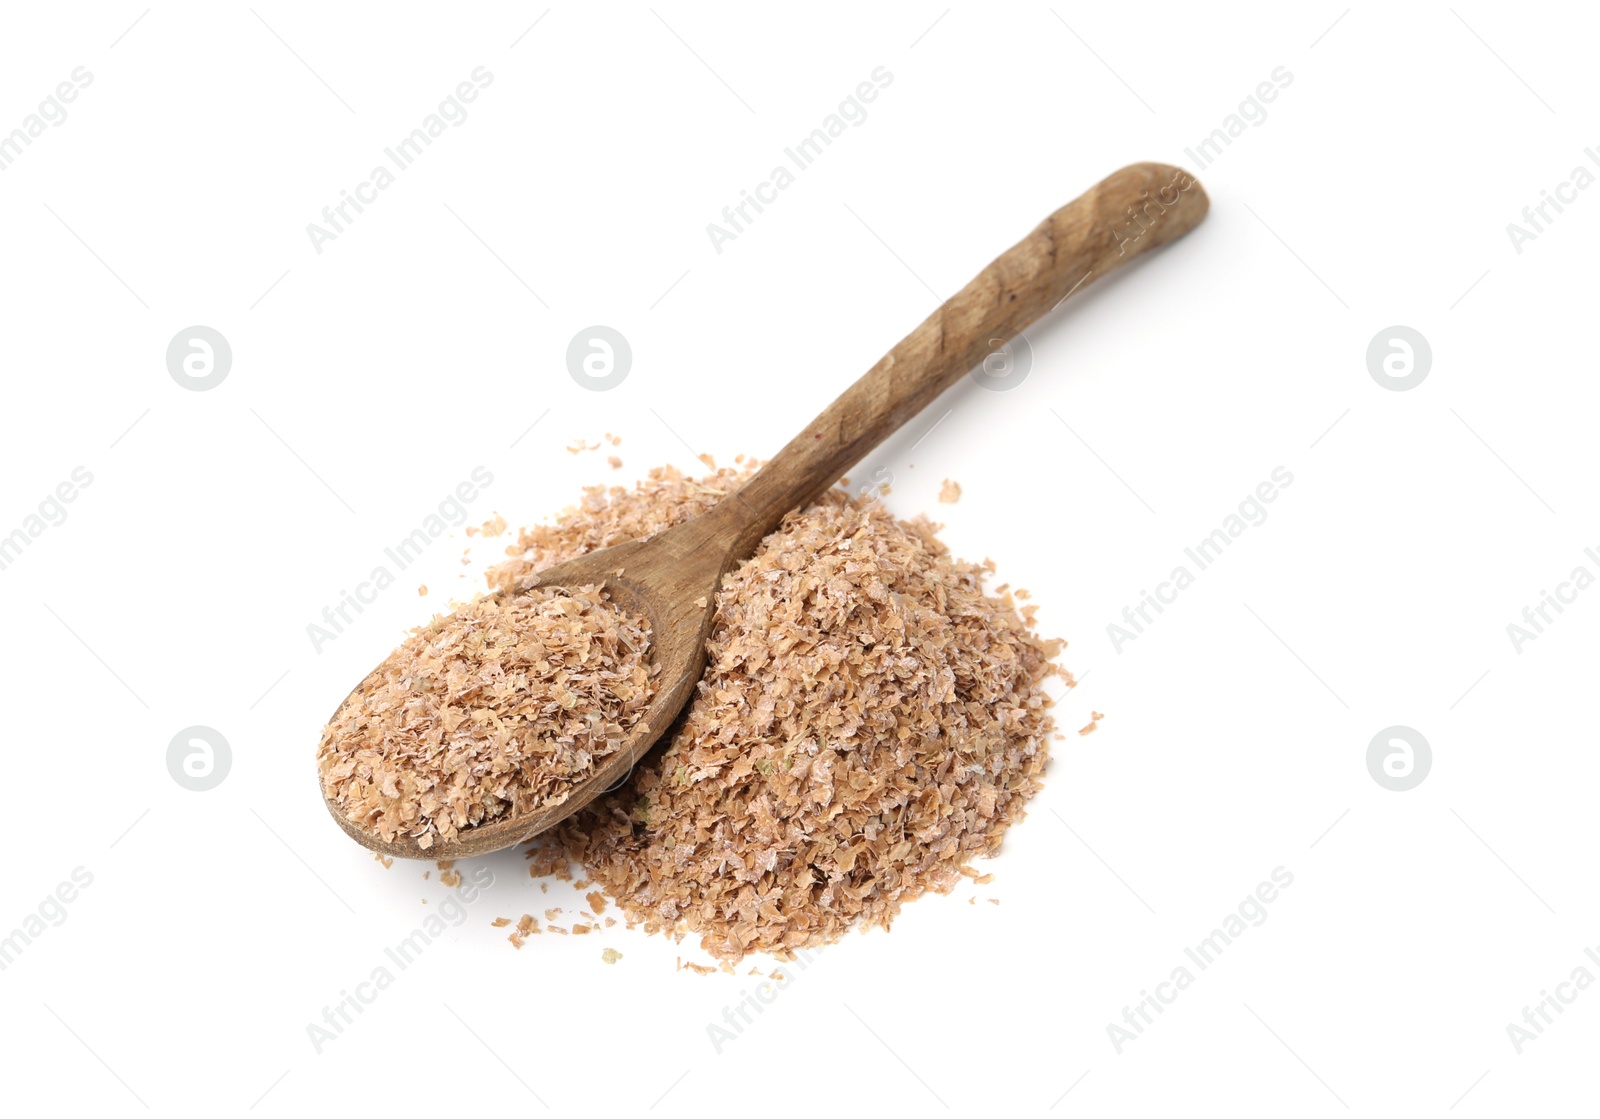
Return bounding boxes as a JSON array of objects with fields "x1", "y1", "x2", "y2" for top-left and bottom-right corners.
[{"x1": 320, "y1": 509, "x2": 744, "y2": 860}]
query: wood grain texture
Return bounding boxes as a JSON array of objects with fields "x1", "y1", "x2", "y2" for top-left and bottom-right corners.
[{"x1": 323, "y1": 163, "x2": 1208, "y2": 859}]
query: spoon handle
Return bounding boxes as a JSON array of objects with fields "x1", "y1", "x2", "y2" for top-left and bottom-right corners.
[{"x1": 723, "y1": 161, "x2": 1208, "y2": 546}]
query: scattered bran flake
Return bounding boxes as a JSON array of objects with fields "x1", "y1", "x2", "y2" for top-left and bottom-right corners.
[
  {"x1": 440, "y1": 869, "x2": 462, "y2": 888},
  {"x1": 423, "y1": 871, "x2": 430, "y2": 880},
  {"x1": 573, "y1": 924, "x2": 592, "y2": 935},
  {"x1": 374, "y1": 854, "x2": 393, "y2": 869},
  {"x1": 968, "y1": 897, "x2": 975, "y2": 905},
  {"x1": 316, "y1": 584, "x2": 657, "y2": 849},
  {"x1": 417, "y1": 585, "x2": 428, "y2": 596},
  {"x1": 604, "y1": 917, "x2": 616, "y2": 928},
  {"x1": 1079, "y1": 713, "x2": 1103, "y2": 736},
  {"x1": 572, "y1": 879, "x2": 591, "y2": 890},
  {"x1": 509, "y1": 932, "x2": 524, "y2": 949},
  {"x1": 605, "y1": 433, "x2": 622, "y2": 447},
  {"x1": 587, "y1": 891, "x2": 607, "y2": 915},
  {"x1": 602, "y1": 947, "x2": 623, "y2": 964},
  {"x1": 525, "y1": 844, "x2": 571, "y2": 879},
  {"x1": 987, "y1": 898, "x2": 1000, "y2": 906},
  {"x1": 544, "y1": 908, "x2": 563, "y2": 922},
  {"x1": 748, "y1": 967, "x2": 762, "y2": 976},
  {"x1": 939, "y1": 479, "x2": 962, "y2": 503},
  {"x1": 480, "y1": 513, "x2": 508, "y2": 538},
  {"x1": 518, "y1": 914, "x2": 537, "y2": 933},
  {"x1": 436, "y1": 860, "x2": 454, "y2": 870},
  {"x1": 549, "y1": 925, "x2": 569, "y2": 935},
  {"x1": 683, "y1": 962, "x2": 716, "y2": 976},
  {"x1": 974, "y1": 873, "x2": 994, "y2": 885},
  {"x1": 465, "y1": 525, "x2": 479, "y2": 537},
  {"x1": 492, "y1": 461, "x2": 1065, "y2": 963},
  {"x1": 491, "y1": 917, "x2": 511, "y2": 928},
  {"x1": 608, "y1": 456, "x2": 623, "y2": 470}
]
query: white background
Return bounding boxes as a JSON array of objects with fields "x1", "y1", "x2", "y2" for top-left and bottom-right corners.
[{"x1": 0, "y1": 2, "x2": 1594, "y2": 1115}]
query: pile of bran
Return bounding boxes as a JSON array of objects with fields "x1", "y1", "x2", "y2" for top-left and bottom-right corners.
[{"x1": 489, "y1": 461, "x2": 1067, "y2": 962}]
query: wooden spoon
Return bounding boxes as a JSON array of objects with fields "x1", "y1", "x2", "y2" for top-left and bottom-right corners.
[{"x1": 323, "y1": 161, "x2": 1208, "y2": 859}]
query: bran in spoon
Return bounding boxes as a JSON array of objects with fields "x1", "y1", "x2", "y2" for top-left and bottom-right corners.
[{"x1": 317, "y1": 585, "x2": 656, "y2": 849}]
